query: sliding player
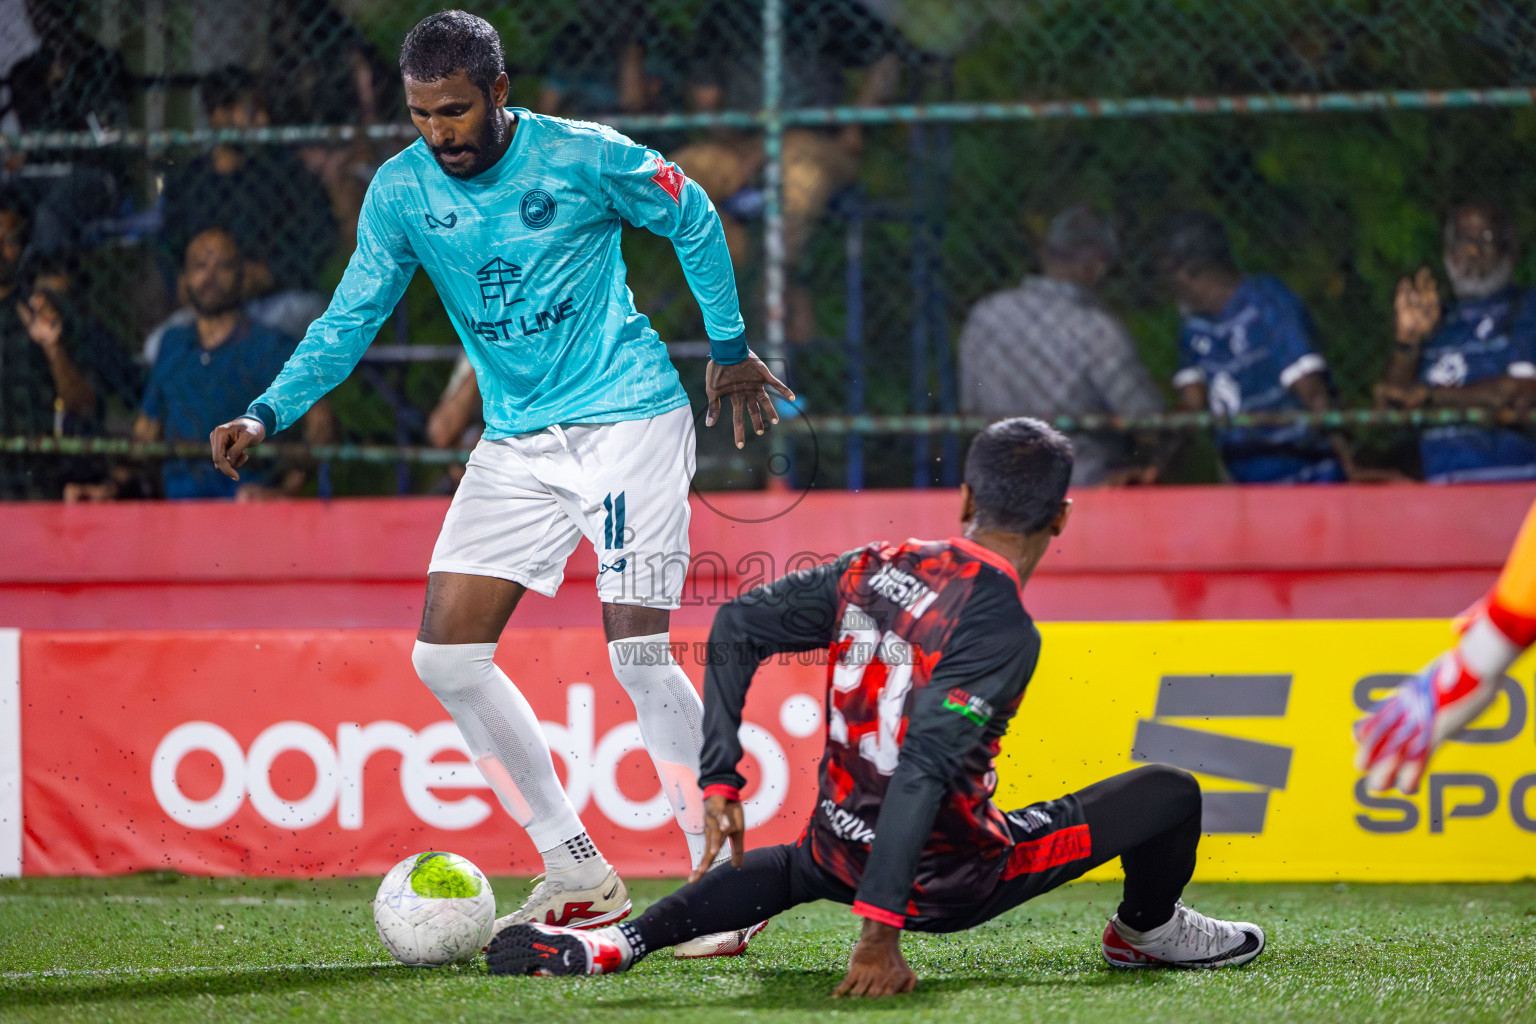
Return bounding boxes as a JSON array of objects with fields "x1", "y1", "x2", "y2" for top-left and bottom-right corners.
[
  {"x1": 1357, "y1": 500, "x2": 1536, "y2": 794},
  {"x1": 207, "y1": 10, "x2": 789, "y2": 949},
  {"x1": 487, "y1": 419, "x2": 1267, "y2": 994}
]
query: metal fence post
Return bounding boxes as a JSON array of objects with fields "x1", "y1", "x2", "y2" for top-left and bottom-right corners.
[
  {"x1": 761, "y1": 0, "x2": 789, "y2": 484},
  {"x1": 143, "y1": 0, "x2": 167, "y2": 138},
  {"x1": 908, "y1": 123, "x2": 930, "y2": 487},
  {"x1": 845, "y1": 196, "x2": 865, "y2": 491}
]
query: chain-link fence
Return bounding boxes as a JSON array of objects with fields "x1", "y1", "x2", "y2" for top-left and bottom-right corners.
[{"x1": 4, "y1": 0, "x2": 1536, "y2": 497}]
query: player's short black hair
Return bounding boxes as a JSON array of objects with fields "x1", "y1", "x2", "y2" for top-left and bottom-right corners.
[
  {"x1": 201, "y1": 65, "x2": 263, "y2": 114},
  {"x1": 400, "y1": 10, "x2": 506, "y2": 98},
  {"x1": 964, "y1": 418, "x2": 1073, "y2": 536},
  {"x1": 1155, "y1": 210, "x2": 1236, "y2": 275}
]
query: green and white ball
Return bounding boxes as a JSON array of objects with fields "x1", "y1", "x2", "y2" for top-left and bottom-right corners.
[{"x1": 373, "y1": 852, "x2": 496, "y2": 965}]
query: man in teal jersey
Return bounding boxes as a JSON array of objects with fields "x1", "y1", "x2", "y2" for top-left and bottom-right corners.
[{"x1": 209, "y1": 10, "x2": 789, "y2": 957}]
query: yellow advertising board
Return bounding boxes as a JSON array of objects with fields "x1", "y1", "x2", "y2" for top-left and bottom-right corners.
[{"x1": 996, "y1": 620, "x2": 1536, "y2": 882}]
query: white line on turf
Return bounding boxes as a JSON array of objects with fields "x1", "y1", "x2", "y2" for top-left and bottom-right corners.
[
  {"x1": 1, "y1": 960, "x2": 401, "y2": 981},
  {"x1": 0, "y1": 895, "x2": 334, "y2": 905},
  {"x1": 97, "y1": 895, "x2": 331, "y2": 905}
]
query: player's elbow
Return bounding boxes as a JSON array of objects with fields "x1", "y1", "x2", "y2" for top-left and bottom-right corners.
[
  {"x1": 679, "y1": 187, "x2": 723, "y2": 234},
  {"x1": 895, "y1": 740, "x2": 966, "y2": 784}
]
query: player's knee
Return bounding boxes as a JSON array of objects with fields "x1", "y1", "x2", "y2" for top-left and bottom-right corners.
[
  {"x1": 607, "y1": 633, "x2": 678, "y2": 690},
  {"x1": 412, "y1": 640, "x2": 494, "y2": 696},
  {"x1": 1141, "y1": 764, "x2": 1202, "y2": 821}
]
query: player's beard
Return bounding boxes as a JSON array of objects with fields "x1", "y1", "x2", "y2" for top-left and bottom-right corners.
[
  {"x1": 1447, "y1": 255, "x2": 1514, "y2": 300},
  {"x1": 432, "y1": 107, "x2": 509, "y2": 179}
]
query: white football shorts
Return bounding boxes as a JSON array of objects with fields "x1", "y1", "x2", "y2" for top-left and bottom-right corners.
[{"x1": 429, "y1": 404, "x2": 695, "y2": 609}]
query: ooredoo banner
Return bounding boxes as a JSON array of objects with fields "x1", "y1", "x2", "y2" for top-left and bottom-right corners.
[
  {"x1": 18, "y1": 628, "x2": 825, "y2": 877},
  {"x1": 12, "y1": 621, "x2": 1536, "y2": 880}
]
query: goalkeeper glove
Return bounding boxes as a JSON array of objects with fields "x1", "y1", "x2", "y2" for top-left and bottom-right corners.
[{"x1": 1353, "y1": 648, "x2": 1497, "y2": 795}]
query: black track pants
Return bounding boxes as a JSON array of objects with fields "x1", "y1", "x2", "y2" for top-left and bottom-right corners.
[{"x1": 627, "y1": 764, "x2": 1201, "y2": 956}]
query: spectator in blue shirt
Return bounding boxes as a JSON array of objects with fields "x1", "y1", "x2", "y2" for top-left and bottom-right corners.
[
  {"x1": 134, "y1": 227, "x2": 334, "y2": 499},
  {"x1": 1376, "y1": 203, "x2": 1536, "y2": 482},
  {"x1": 1157, "y1": 211, "x2": 1364, "y2": 484},
  {"x1": 157, "y1": 67, "x2": 335, "y2": 339}
]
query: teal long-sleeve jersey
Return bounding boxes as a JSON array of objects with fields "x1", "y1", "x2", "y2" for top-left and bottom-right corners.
[{"x1": 246, "y1": 109, "x2": 745, "y2": 438}]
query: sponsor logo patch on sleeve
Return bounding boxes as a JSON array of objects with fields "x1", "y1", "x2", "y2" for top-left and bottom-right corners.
[
  {"x1": 650, "y1": 157, "x2": 686, "y2": 204},
  {"x1": 942, "y1": 688, "x2": 994, "y2": 726}
]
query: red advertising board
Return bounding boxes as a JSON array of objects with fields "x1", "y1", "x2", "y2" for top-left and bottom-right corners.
[
  {"x1": 3, "y1": 485, "x2": 1529, "y2": 629},
  {"x1": 20, "y1": 628, "x2": 826, "y2": 877},
  {"x1": 7, "y1": 484, "x2": 1531, "y2": 879}
]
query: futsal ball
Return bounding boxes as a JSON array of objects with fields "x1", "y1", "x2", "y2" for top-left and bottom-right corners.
[{"x1": 373, "y1": 851, "x2": 496, "y2": 965}]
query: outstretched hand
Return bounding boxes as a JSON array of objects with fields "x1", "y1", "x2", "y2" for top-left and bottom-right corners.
[
  {"x1": 1394, "y1": 267, "x2": 1441, "y2": 345},
  {"x1": 19, "y1": 291, "x2": 63, "y2": 351},
  {"x1": 705, "y1": 352, "x2": 794, "y2": 450},
  {"x1": 688, "y1": 793, "x2": 745, "y2": 882},
  {"x1": 1354, "y1": 652, "x2": 1498, "y2": 794},
  {"x1": 834, "y1": 919, "x2": 915, "y2": 998},
  {"x1": 209, "y1": 416, "x2": 267, "y2": 481}
]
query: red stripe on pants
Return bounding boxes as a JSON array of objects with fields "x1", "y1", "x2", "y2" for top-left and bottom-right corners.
[{"x1": 1001, "y1": 823, "x2": 1092, "y2": 879}]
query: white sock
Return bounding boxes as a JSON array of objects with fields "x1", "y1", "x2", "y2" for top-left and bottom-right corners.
[
  {"x1": 1117, "y1": 912, "x2": 1178, "y2": 943},
  {"x1": 540, "y1": 832, "x2": 610, "y2": 888},
  {"x1": 412, "y1": 641, "x2": 591, "y2": 858},
  {"x1": 607, "y1": 633, "x2": 707, "y2": 867},
  {"x1": 684, "y1": 830, "x2": 738, "y2": 869}
]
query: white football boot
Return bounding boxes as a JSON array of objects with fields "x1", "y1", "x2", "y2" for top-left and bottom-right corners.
[
  {"x1": 673, "y1": 920, "x2": 769, "y2": 959},
  {"x1": 1101, "y1": 900, "x2": 1265, "y2": 969},
  {"x1": 492, "y1": 868, "x2": 632, "y2": 935}
]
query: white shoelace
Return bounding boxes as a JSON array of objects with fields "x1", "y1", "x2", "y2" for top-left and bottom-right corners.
[
  {"x1": 506, "y1": 870, "x2": 614, "y2": 922},
  {"x1": 1147, "y1": 901, "x2": 1239, "y2": 960},
  {"x1": 499, "y1": 873, "x2": 564, "y2": 923}
]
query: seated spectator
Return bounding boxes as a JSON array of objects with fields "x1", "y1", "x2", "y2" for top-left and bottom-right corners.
[
  {"x1": 0, "y1": 190, "x2": 125, "y2": 499},
  {"x1": 158, "y1": 65, "x2": 335, "y2": 337},
  {"x1": 262, "y1": 0, "x2": 402, "y2": 251},
  {"x1": 4, "y1": 0, "x2": 135, "y2": 256},
  {"x1": 1158, "y1": 211, "x2": 1368, "y2": 484},
  {"x1": 957, "y1": 206, "x2": 1165, "y2": 486},
  {"x1": 24, "y1": 254, "x2": 142, "y2": 421},
  {"x1": 1376, "y1": 203, "x2": 1536, "y2": 482},
  {"x1": 141, "y1": 282, "x2": 330, "y2": 368},
  {"x1": 134, "y1": 227, "x2": 334, "y2": 500},
  {"x1": 672, "y1": 0, "x2": 903, "y2": 341}
]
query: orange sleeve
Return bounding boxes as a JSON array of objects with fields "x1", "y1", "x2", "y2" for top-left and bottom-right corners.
[{"x1": 1493, "y1": 500, "x2": 1536, "y2": 620}]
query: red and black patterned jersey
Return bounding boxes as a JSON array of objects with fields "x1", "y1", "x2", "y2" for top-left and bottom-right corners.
[{"x1": 699, "y1": 536, "x2": 1040, "y2": 928}]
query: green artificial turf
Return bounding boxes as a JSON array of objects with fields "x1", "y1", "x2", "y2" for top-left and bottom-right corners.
[{"x1": 2, "y1": 875, "x2": 1533, "y2": 1023}]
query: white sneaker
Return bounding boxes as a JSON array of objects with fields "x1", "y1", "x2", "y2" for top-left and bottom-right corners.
[
  {"x1": 492, "y1": 868, "x2": 632, "y2": 934},
  {"x1": 1101, "y1": 900, "x2": 1265, "y2": 969},
  {"x1": 673, "y1": 920, "x2": 768, "y2": 959}
]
